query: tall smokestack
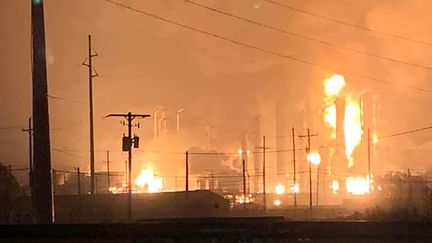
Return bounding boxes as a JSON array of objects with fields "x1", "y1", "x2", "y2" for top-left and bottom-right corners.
[{"x1": 31, "y1": 0, "x2": 53, "y2": 223}]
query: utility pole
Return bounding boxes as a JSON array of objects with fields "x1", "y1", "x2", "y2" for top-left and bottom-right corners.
[
  {"x1": 22, "y1": 117, "x2": 33, "y2": 193},
  {"x1": 75, "y1": 167, "x2": 81, "y2": 195},
  {"x1": 31, "y1": 0, "x2": 53, "y2": 224},
  {"x1": 299, "y1": 129, "x2": 317, "y2": 210},
  {"x1": 367, "y1": 128, "x2": 372, "y2": 194},
  {"x1": 106, "y1": 151, "x2": 110, "y2": 192},
  {"x1": 292, "y1": 127, "x2": 297, "y2": 208},
  {"x1": 107, "y1": 112, "x2": 150, "y2": 222},
  {"x1": 256, "y1": 136, "x2": 270, "y2": 211},
  {"x1": 83, "y1": 34, "x2": 98, "y2": 195},
  {"x1": 185, "y1": 151, "x2": 189, "y2": 192},
  {"x1": 242, "y1": 158, "x2": 247, "y2": 210}
]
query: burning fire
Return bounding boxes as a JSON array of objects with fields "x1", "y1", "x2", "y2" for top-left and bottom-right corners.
[
  {"x1": 290, "y1": 183, "x2": 300, "y2": 193},
  {"x1": 324, "y1": 74, "x2": 346, "y2": 96},
  {"x1": 307, "y1": 152, "x2": 321, "y2": 166},
  {"x1": 273, "y1": 199, "x2": 282, "y2": 207},
  {"x1": 345, "y1": 176, "x2": 371, "y2": 195},
  {"x1": 275, "y1": 184, "x2": 285, "y2": 195},
  {"x1": 331, "y1": 180, "x2": 340, "y2": 194},
  {"x1": 135, "y1": 168, "x2": 163, "y2": 193},
  {"x1": 324, "y1": 74, "x2": 362, "y2": 168}
]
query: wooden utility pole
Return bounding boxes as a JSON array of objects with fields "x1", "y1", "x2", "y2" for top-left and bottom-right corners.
[
  {"x1": 106, "y1": 112, "x2": 150, "y2": 222},
  {"x1": 292, "y1": 127, "x2": 297, "y2": 208},
  {"x1": 299, "y1": 129, "x2": 317, "y2": 210},
  {"x1": 257, "y1": 136, "x2": 270, "y2": 211},
  {"x1": 31, "y1": 0, "x2": 53, "y2": 224},
  {"x1": 185, "y1": 151, "x2": 189, "y2": 192},
  {"x1": 83, "y1": 34, "x2": 98, "y2": 195}
]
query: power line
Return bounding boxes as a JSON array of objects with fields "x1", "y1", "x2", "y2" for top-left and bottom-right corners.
[
  {"x1": 185, "y1": 0, "x2": 432, "y2": 71},
  {"x1": 262, "y1": 0, "x2": 432, "y2": 47},
  {"x1": 379, "y1": 125, "x2": 432, "y2": 139},
  {"x1": 103, "y1": 0, "x2": 432, "y2": 93},
  {"x1": 48, "y1": 94, "x2": 87, "y2": 104}
]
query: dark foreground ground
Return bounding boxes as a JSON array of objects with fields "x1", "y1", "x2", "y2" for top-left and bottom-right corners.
[{"x1": 1, "y1": 218, "x2": 432, "y2": 242}]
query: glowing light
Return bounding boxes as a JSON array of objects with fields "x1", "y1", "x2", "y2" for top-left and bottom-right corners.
[
  {"x1": 324, "y1": 74, "x2": 346, "y2": 96},
  {"x1": 346, "y1": 176, "x2": 371, "y2": 195},
  {"x1": 323, "y1": 74, "x2": 363, "y2": 168},
  {"x1": 331, "y1": 180, "x2": 340, "y2": 194},
  {"x1": 237, "y1": 148, "x2": 243, "y2": 157},
  {"x1": 135, "y1": 168, "x2": 163, "y2": 193},
  {"x1": 275, "y1": 184, "x2": 285, "y2": 195},
  {"x1": 236, "y1": 194, "x2": 254, "y2": 204},
  {"x1": 344, "y1": 98, "x2": 363, "y2": 168},
  {"x1": 324, "y1": 105, "x2": 337, "y2": 135},
  {"x1": 109, "y1": 183, "x2": 128, "y2": 194},
  {"x1": 290, "y1": 183, "x2": 300, "y2": 193},
  {"x1": 307, "y1": 152, "x2": 321, "y2": 166},
  {"x1": 273, "y1": 199, "x2": 282, "y2": 207}
]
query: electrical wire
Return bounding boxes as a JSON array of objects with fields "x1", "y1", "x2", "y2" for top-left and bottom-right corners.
[
  {"x1": 185, "y1": 0, "x2": 432, "y2": 71},
  {"x1": 103, "y1": 0, "x2": 432, "y2": 93},
  {"x1": 262, "y1": 0, "x2": 432, "y2": 47}
]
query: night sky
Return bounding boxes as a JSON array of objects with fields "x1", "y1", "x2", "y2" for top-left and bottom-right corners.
[{"x1": 2, "y1": 0, "x2": 432, "y2": 184}]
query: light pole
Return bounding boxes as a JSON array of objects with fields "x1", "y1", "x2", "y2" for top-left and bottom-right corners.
[{"x1": 176, "y1": 108, "x2": 184, "y2": 134}]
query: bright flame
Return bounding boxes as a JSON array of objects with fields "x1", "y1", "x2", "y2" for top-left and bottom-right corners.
[
  {"x1": 345, "y1": 176, "x2": 371, "y2": 195},
  {"x1": 324, "y1": 105, "x2": 337, "y2": 137},
  {"x1": 273, "y1": 199, "x2": 282, "y2": 207},
  {"x1": 307, "y1": 152, "x2": 321, "y2": 166},
  {"x1": 236, "y1": 194, "x2": 254, "y2": 204},
  {"x1": 135, "y1": 168, "x2": 163, "y2": 193},
  {"x1": 331, "y1": 180, "x2": 340, "y2": 194},
  {"x1": 109, "y1": 183, "x2": 128, "y2": 194},
  {"x1": 290, "y1": 183, "x2": 300, "y2": 193},
  {"x1": 324, "y1": 74, "x2": 346, "y2": 96},
  {"x1": 323, "y1": 74, "x2": 363, "y2": 167},
  {"x1": 344, "y1": 98, "x2": 363, "y2": 167},
  {"x1": 237, "y1": 148, "x2": 243, "y2": 157},
  {"x1": 275, "y1": 184, "x2": 285, "y2": 195}
]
